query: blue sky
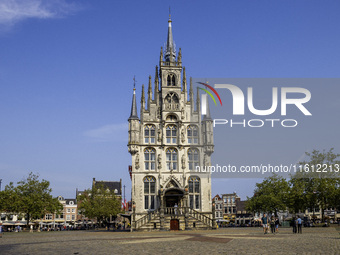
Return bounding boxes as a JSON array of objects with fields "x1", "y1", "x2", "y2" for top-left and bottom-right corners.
[{"x1": 0, "y1": 0, "x2": 339, "y2": 200}]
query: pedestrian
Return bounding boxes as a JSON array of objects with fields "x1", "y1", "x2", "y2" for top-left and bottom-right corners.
[
  {"x1": 0, "y1": 223, "x2": 3, "y2": 238},
  {"x1": 292, "y1": 216, "x2": 297, "y2": 233},
  {"x1": 261, "y1": 213, "x2": 268, "y2": 234},
  {"x1": 270, "y1": 216, "x2": 275, "y2": 234},
  {"x1": 297, "y1": 216, "x2": 302, "y2": 234},
  {"x1": 275, "y1": 217, "x2": 279, "y2": 233}
]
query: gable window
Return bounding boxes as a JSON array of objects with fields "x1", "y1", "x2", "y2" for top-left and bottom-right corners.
[
  {"x1": 144, "y1": 148, "x2": 156, "y2": 170},
  {"x1": 144, "y1": 125, "x2": 155, "y2": 143},
  {"x1": 144, "y1": 176, "x2": 156, "y2": 210}
]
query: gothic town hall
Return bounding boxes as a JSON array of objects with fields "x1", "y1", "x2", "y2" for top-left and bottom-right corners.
[{"x1": 128, "y1": 15, "x2": 215, "y2": 231}]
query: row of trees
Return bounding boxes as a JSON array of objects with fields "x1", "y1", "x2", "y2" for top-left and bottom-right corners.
[
  {"x1": 0, "y1": 173, "x2": 63, "y2": 226},
  {"x1": 0, "y1": 172, "x2": 122, "y2": 227},
  {"x1": 246, "y1": 149, "x2": 340, "y2": 222}
]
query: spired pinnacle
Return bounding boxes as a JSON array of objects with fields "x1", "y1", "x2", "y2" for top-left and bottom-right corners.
[
  {"x1": 164, "y1": 13, "x2": 176, "y2": 62},
  {"x1": 129, "y1": 76, "x2": 139, "y2": 120}
]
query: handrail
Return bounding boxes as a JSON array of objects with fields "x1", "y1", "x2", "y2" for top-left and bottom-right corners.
[
  {"x1": 188, "y1": 208, "x2": 213, "y2": 228},
  {"x1": 134, "y1": 207, "x2": 214, "y2": 229},
  {"x1": 135, "y1": 209, "x2": 159, "y2": 229}
]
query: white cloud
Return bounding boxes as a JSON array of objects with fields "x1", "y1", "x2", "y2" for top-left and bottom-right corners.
[
  {"x1": 0, "y1": 0, "x2": 80, "y2": 29},
  {"x1": 83, "y1": 123, "x2": 128, "y2": 142}
]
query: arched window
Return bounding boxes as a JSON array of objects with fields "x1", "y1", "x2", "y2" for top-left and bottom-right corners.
[
  {"x1": 144, "y1": 176, "x2": 156, "y2": 210},
  {"x1": 144, "y1": 125, "x2": 155, "y2": 143},
  {"x1": 188, "y1": 176, "x2": 200, "y2": 209},
  {"x1": 166, "y1": 148, "x2": 178, "y2": 170},
  {"x1": 166, "y1": 125, "x2": 177, "y2": 144},
  {"x1": 187, "y1": 125, "x2": 198, "y2": 144},
  {"x1": 188, "y1": 148, "x2": 199, "y2": 170},
  {"x1": 167, "y1": 75, "x2": 171, "y2": 86},
  {"x1": 167, "y1": 74, "x2": 176, "y2": 86},
  {"x1": 144, "y1": 148, "x2": 156, "y2": 170},
  {"x1": 164, "y1": 92, "x2": 179, "y2": 111},
  {"x1": 166, "y1": 114, "x2": 177, "y2": 122},
  {"x1": 172, "y1": 75, "x2": 176, "y2": 86}
]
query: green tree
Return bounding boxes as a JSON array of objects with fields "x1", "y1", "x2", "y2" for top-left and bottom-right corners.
[
  {"x1": 0, "y1": 172, "x2": 62, "y2": 226},
  {"x1": 78, "y1": 183, "x2": 122, "y2": 227},
  {"x1": 291, "y1": 149, "x2": 340, "y2": 222},
  {"x1": 287, "y1": 177, "x2": 306, "y2": 214},
  {"x1": 246, "y1": 174, "x2": 290, "y2": 216}
]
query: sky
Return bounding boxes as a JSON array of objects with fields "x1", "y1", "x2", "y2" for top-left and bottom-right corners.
[{"x1": 0, "y1": 0, "x2": 339, "y2": 200}]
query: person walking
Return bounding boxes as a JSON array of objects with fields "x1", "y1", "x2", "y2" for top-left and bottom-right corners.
[
  {"x1": 261, "y1": 213, "x2": 268, "y2": 234},
  {"x1": 270, "y1": 216, "x2": 276, "y2": 234},
  {"x1": 275, "y1": 217, "x2": 279, "y2": 233},
  {"x1": 297, "y1": 216, "x2": 302, "y2": 234},
  {"x1": 292, "y1": 216, "x2": 297, "y2": 233},
  {"x1": 0, "y1": 223, "x2": 3, "y2": 238}
]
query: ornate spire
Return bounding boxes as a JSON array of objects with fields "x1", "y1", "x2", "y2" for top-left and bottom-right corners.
[
  {"x1": 129, "y1": 77, "x2": 139, "y2": 120},
  {"x1": 160, "y1": 47, "x2": 163, "y2": 64},
  {"x1": 182, "y1": 66, "x2": 186, "y2": 92},
  {"x1": 164, "y1": 14, "x2": 176, "y2": 62},
  {"x1": 141, "y1": 84, "x2": 145, "y2": 107},
  {"x1": 154, "y1": 66, "x2": 159, "y2": 102},
  {"x1": 147, "y1": 75, "x2": 152, "y2": 110},
  {"x1": 178, "y1": 47, "x2": 182, "y2": 63},
  {"x1": 196, "y1": 87, "x2": 200, "y2": 113},
  {"x1": 189, "y1": 77, "x2": 193, "y2": 103}
]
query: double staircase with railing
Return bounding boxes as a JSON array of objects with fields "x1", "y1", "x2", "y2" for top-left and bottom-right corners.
[{"x1": 133, "y1": 207, "x2": 215, "y2": 231}]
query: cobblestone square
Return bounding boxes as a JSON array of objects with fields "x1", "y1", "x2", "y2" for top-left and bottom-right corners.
[{"x1": 0, "y1": 227, "x2": 339, "y2": 255}]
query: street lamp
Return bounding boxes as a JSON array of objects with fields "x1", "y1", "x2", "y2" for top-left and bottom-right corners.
[{"x1": 0, "y1": 179, "x2": 2, "y2": 191}]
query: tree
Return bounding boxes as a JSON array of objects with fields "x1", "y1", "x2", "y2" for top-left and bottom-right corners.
[
  {"x1": 0, "y1": 172, "x2": 62, "y2": 226},
  {"x1": 78, "y1": 183, "x2": 122, "y2": 227},
  {"x1": 290, "y1": 148, "x2": 340, "y2": 222},
  {"x1": 287, "y1": 177, "x2": 306, "y2": 214},
  {"x1": 246, "y1": 174, "x2": 290, "y2": 216}
]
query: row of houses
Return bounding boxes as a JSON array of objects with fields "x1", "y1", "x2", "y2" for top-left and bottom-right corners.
[
  {"x1": 0, "y1": 178, "x2": 123, "y2": 231},
  {"x1": 212, "y1": 193, "x2": 340, "y2": 226}
]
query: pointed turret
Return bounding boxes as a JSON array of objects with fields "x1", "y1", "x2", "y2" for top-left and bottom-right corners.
[
  {"x1": 128, "y1": 77, "x2": 140, "y2": 154},
  {"x1": 129, "y1": 80, "x2": 139, "y2": 120},
  {"x1": 164, "y1": 14, "x2": 176, "y2": 62}
]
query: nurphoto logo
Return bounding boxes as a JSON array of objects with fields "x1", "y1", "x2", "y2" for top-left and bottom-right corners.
[{"x1": 199, "y1": 82, "x2": 312, "y2": 128}]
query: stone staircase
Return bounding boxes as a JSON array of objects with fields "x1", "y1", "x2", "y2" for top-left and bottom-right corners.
[{"x1": 134, "y1": 207, "x2": 215, "y2": 231}]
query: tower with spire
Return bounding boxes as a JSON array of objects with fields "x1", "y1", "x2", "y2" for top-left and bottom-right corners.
[{"x1": 128, "y1": 15, "x2": 215, "y2": 231}]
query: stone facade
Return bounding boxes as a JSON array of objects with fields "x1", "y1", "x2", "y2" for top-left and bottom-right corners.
[{"x1": 128, "y1": 15, "x2": 214, "y2": 230}]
